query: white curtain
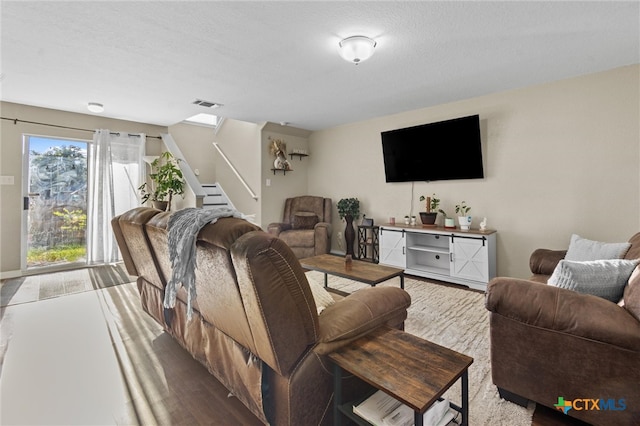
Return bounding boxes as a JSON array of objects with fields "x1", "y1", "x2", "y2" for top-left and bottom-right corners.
[{"x1": 87, "y1": 129, "x2": 145, "y2": 264}]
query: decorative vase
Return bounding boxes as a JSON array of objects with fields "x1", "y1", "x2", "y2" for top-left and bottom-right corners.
[
  {"x1": 274, "y1": 154, "x2": 292, "y2": 171},
  {"x1": 404, "y1": 217, "x2": 410, "y2": 225},
  {"x1": 344, "y1": 214, "x2": 356, "y2": 256},
  {"x1": 458, "y1": 216, "x2": 472, "y2": 230},
  {"x1": 444, "y1": 218, "x2": 456, "y2": 228}
]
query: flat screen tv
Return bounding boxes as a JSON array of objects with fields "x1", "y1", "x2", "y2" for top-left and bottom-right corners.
[{"x1": 381, "y1": 114, "x2": 484, "y2": 182}]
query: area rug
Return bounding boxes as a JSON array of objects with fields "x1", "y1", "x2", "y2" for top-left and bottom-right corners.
[
  {"x1": 0, "y1": 263, "x2": 134, "y2": 307},
  {"x1": 306, "y1": 271, "x2": 535, "y2": 425}
]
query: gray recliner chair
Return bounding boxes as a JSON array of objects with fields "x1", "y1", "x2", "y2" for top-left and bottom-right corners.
[{"x1": 267, "y1": 196, "x2": 332, "y2": 259}]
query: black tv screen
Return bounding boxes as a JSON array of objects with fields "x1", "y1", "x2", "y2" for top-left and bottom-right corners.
[{"x1": 381, "y1": 115, "x2": 484, "y2": 182}]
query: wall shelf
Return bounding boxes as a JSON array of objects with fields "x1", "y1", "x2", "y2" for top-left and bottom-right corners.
[
  {"x1": 289, "y1": 153, "x2": 309, "y2": 160},
  {"x1": 270, "y1": 168, "x2": 291, "y2": 175}
]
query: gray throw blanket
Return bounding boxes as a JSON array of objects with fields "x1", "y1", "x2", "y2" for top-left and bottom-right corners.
[{"x1": 165, "y1": 207, "x2": 247, "y2": 320}]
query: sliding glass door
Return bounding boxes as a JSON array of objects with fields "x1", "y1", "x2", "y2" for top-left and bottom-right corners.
[{"x1": 22, "y1": 135, "x2": 89, "y2": 270}]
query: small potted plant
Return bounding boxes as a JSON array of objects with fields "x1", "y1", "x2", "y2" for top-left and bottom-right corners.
[
  {"x1": 419, "y1": 193, "x2": 440, "y2": 226},
  {"x1": 439, "y1": 209, "x2": 456, "y2": 228},
  {"x1": 337, "y1": 198, "x2": 360, "y2": 256},
  {"x1": 139, "y1": 151, "x2": 186, "y2": 212},
  {"x1": 455, "y1": 201, "x2": 472, "y2": 230}
]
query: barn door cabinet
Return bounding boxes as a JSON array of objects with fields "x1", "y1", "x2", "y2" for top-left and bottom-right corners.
[{"x1": 379, "y1": 225, "x2": 496, "y2": 291}]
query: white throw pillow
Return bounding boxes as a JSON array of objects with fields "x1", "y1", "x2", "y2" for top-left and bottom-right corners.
[
  {"x1": 548, "y1": 259, "x2": 639, "y2": 302},
  {"x1": 564, "y1": 234, "x2": 631, "y2": 261},
  {"x1": 307, "y1": 278, "x2": 336, "y2": 314}
]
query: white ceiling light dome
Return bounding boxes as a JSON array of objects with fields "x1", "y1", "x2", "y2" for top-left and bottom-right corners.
[{"x1": 338, "y1": 36, "x2": 377, "y2": 64}]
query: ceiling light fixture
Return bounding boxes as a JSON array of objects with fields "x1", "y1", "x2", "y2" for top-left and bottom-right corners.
[
  {"x1": 338, "y1": 35, "x2": 377, "y2": 65},
  {"x1": 87, "y1": 102, "x2": 104, "y2": 113}
]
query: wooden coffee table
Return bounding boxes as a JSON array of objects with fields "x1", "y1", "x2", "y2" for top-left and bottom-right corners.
[
  {"x1": 329, "y1": 326, "x2": 473, "y2": 426},
  {"x1": 300, "y1": 254, "x2": 404, "y2": 289}
]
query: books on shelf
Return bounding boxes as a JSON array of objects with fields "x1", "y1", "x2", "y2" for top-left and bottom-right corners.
[
  {"x1": 353, "y1": 390, "x2": 456, "y2": 426},
  {"x1": 353, "y1": 390, "x2": 402, "y2": 425}
]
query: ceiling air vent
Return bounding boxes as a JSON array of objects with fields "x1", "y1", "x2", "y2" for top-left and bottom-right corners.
[{"x1": 192, "y1": 99, "x2": 222, "y2": 108}]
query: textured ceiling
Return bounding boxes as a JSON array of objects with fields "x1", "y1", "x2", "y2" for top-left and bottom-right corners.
[{"x1": 1, "y1": 1, "x2": 638, "y2": 131}]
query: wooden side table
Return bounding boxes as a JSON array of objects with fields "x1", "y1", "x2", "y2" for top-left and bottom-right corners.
[{"x1": 329, "y1": 326, "x2": 473, "y2": 426}]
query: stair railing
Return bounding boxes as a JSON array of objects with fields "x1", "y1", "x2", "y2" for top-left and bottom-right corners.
[
  {"x1": 160, "y1": 133, "x2": 207, "y2": 207},
  {"x1": 212, "y1": 142, "x2": 258, "y2": 201}
]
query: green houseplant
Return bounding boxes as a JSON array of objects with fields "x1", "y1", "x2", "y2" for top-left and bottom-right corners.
[
  {"x1": 337, "y1": 198, "x2": 360, "y2": 256},
  {"x1": 455, "y1": 201, "x2": 472, "y2": 230},
  {"x1": 337, "y1": 198, "x2": 360, "y2": 220},
  {"x1": 419, "y1": 193, "x2": 440, "y2": 225},
  {"x1": 455, "y1": 201, "x2": 471, "y2": 216},
  {"x1": 139, "y1": 151, "x2": 186, "y2": 211},
  {"x1": 438, "y1": 208, "x2": 455, "y2": 228}
]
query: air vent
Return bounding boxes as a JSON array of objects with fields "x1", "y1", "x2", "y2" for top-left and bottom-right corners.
[{"x1": 192, "y1": 99, "x2": 222, "y2": 108}]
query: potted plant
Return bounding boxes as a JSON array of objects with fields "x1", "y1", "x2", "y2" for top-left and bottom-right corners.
[
  {"x1": 337, "y1": 198, "x2": 360, "y2": 256},
  {"x1": 139, "y1": 151, "x2": 186, "y2": 212},
  {"x1": 455, "y1": 201, "x2": 472, "y2": 230},
  {"x1": 438, "y1": 209, "x2": 456, "y2": 228},
  {"x1": 419, "y1": 193, "x2": 440, "y2": 226}
]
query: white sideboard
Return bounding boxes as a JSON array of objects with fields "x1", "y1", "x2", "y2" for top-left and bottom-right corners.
[{"x1": 379, "y1": 225, "x2": 497, "y2": 291}]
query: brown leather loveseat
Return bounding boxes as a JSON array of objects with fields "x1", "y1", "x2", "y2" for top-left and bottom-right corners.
[
  {"x1": 486, "y1": 233, "x2": 640, "y2": 425},
  {"x1": 111, "y1": 207, "x2": 411, "y2": 425}
]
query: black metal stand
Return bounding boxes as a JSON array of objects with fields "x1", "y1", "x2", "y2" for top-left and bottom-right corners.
[{"x1": 357, "y1": 225, "x2": 379, "y2": 263}]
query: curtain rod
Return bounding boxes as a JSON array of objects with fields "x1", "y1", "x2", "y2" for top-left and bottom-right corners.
[{"x1": 0, "y1": 116, "x2": 162, "y2": 139}]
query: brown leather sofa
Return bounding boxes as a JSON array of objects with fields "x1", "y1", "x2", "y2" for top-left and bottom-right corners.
[
  {"x1": 486, "y1": 233, "x2": 640, "y2": 425},
  {"x1": 267, "y1": 195, "x2": 332, "y2": 259},
  {"x1": 111, "y1": 207, "x2": 411, "y2": 425}
]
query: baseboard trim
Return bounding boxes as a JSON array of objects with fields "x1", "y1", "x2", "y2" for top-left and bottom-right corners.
[{"x1": 0, "y1": 270, "x2": 22, "y2": 280}]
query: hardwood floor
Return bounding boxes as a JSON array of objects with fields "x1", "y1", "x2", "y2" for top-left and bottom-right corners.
[{"x1": 1, "y1": 275, "x2": 263, "y2": 425}]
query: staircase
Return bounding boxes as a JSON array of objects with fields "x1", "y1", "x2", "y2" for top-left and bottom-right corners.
[{"x1": 201, "y1": 183, "x2": 234, "y2": 210}]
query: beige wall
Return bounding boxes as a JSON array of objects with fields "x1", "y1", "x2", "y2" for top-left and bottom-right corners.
[
  {"x1": 167, "y1": 122, "x2": 217, "y2": 184},
  {"x1": 212, "y1": 118, "x2": 262, "y2": 223},
  {"x1": 3, "y1": 65, "x2": 638, "y2": 278},
  {"x1": 307, "y1": 65, "x2": 640, "y2": 278},
  {"x1": 261, "y1": 123, "x2": 311, "y2": 228},
  {"x1": 0, "y1": 102, "x2": 167, "y2": 276}
]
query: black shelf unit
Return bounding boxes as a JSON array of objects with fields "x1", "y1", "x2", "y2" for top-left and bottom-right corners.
[{"x1": 357, "y1": 225, "x2": 379, "y2": 263}]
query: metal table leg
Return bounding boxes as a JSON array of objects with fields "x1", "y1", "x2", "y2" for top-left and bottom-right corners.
[
  {"x1": 414, "y1": 410, "x2": 423, "y2": 426},
  {"x1": 461, "y1": 370, "x2": 469, "y2": 426},
  {"x1": 333, "y1": 363, "x2": 342, "y2": 426}
]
